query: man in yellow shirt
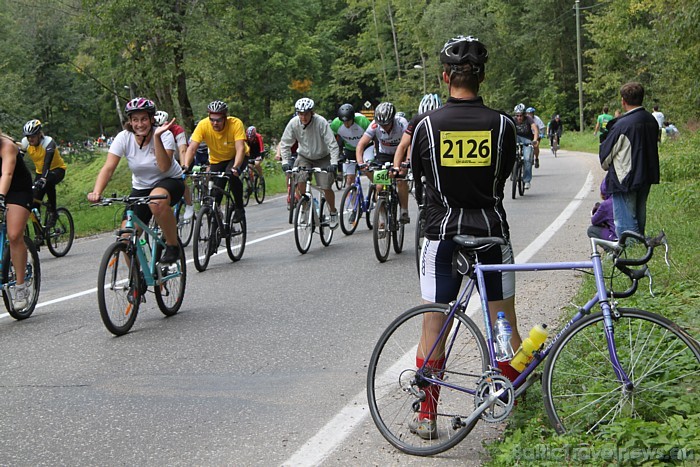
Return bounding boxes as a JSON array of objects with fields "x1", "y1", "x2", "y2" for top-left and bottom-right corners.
[
  {"x1": 20, "y1": 119, "x2": 67, "y2": 227},
  {"x1": 183, "y1": 100, "x2": 247, "y2": 222}
]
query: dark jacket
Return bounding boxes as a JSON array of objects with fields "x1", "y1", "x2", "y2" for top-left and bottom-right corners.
[{"x1": 599, "y1": 106, "x2": 660, "y2": 194}]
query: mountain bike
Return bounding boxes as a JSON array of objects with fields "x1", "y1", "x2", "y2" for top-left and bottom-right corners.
[
  {"x1": 367, "y1": 230, "x2": 699, "y2": 456},
  {"x1": 241, "y1": 160, "x2": 266, "y2": 206},
  {"x1": 292, "y1": 166, "x2": 334, "y2": 254},
  {"x1": 372, "y1": 163, "x2": 405, "y2": 263},
  {"x1": 26, "y1": 198, "x2": 75, "y2": 257},
  {"x1": 192, "y1": 171, "x2": 246, "y2": 272},
  {"x1": 339, "y1": 163, "x2": 377, "y2": 235},
  {"x1": 511, "y1": 142, "x2": 528, "y2": 199},
  {"x1": 93, "y1": 195, "x2": 186, "y2": 336},
  {"x1": 0, "y1": 211, "x2": 41, "y2": 320}
]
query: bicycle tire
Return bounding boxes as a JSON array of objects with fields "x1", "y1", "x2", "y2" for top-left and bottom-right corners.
[
  {"x1": 192, "y1": 206, "x2": 214, "y2": 272},
  {"x1": 367, "y1": 304, "x2": 488, "y2": 456},
  {"x1": 319, "y1": 197, "x2": 333, "y2": 247},
  {"x1": 46, "y1": 207, "x2": 75, "y2": 257},
  {"x1": 542, "y1": 308, "x2": 700, "y2": 435},
  {"x1": 391, "y1": 198, "x2": 404, "y2": 254},
  {"x1": 226, "y1": 205, "x2": 246, "y2": 261},
  {"x1": 294, "y1": 197, "x2": 313, "y2": 254},
  {"x1": 334, "y1": 173, "x2": 343, "y2": 191},
  {"x1": 339, "y1": 185, "x2": 360, "y2": 236},
  {"x1": 176, "y1": 203, "x2": 195, "y2": 248},
  {"x1": 287, "y1": 178, "x2": 296, "y2": 225},
  {"x1": 517, "y1": 163, "x2": 525, "y2": 196},
  {"x1": 96, "y1": 240, "x2": 139, "y2": 335},
  {"x1": 373, "y1": 197, "x2": 391, "y2": 262},
  {"x1": 366, "y1": 185, "x2": 376, "y2": 230},
  {"x1": 2, "y1": 236, "x2": 41, "y2": 320},
  {"x1": 511, "y1": 162, "x2": 518, "y2": 199},
  {"x1": 154, "y1": 240, "x2": 186, "y2": 316},
  {"x1": 254, "y1": 174, "x2": 266, "y2": 204},
  {"x1": 242, "y1": 174, "x2": 251, "y2": 207},
  {"x1": 415, "y1": 207, "x2": 425, "y2": 276}
]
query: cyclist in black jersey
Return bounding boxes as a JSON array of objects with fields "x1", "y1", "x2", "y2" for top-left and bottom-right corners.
[
  {"x1": 0, "y1": 132, "x2": 34, "y2": 309},
  {"x1": 408, "y1": 35, "x2": 520, "y2": 439}
]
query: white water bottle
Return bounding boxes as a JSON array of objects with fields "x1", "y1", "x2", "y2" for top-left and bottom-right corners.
[{"x1": 494, "y1": 311, "x2": 514, "y2": 362}]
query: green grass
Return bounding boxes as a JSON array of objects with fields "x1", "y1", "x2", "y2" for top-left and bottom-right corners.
[{"x1": 485, "y1": 131, "x2": 700, "y2": 466}]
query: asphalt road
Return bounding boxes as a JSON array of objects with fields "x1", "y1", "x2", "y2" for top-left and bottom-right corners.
[{"x1": 0, "y1": 149, "x2": 602, "y2": 466}]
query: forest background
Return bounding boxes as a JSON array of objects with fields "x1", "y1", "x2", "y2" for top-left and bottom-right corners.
[{"x1": 1, "y1": 0, "x2": 698, "y2": 143}]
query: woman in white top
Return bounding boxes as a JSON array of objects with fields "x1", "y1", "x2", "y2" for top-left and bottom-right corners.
[{"x1": 87, "y1": 98, "x2": 185, "y2": 263}]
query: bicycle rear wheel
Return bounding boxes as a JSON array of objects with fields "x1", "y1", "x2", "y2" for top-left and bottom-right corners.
[
  {"x1": 339, "y1": 185, "x2": 360, "y2": 236},
  {"x1": 367, "y1": 304, "x2": 488, "y2": 456},
  {"x1": 319, "y1": 197, "x2": 333, "y2": 246},
  {"x1": 294, "y1": 197, "x2": 313, "y2": 254},
  {"x1": 46, "y1": 207, "x2": 75, "y2": 257},
  {"x1": 517, "y1": 164, "x2": 525, "y2": 196},
  {"x1": 373, "y1": 197, "x2": 391, "y2": 262},
  {"x1": 192, "y1": 206, "x2": 214, "y2": 272},
  {"x1": 366, "y1": 185, "x2": 376, "y2": 230},
  {"x1": 2, "y1": 236, "x2": 41, "y2": 320},
  {"x1": 542, "y1": 308, "x2": 700, "y2": 435},
  {"x1": 242, "y1": 175, "x2": 251, "y2": 207},
  {"x1": 415, "y1": 207, "x2": 425, "y2": 276},
  {"x1": 226, "y1": 206, "x2": 247, "y2": 261},
  {"x1": 97, "y1": 241, "x2": 139, "y2": 335},
  {"x1": 391, "y1": 199, "x2": 404, "y2": 254},
  {"x1": 176, "y1": 203, "x2": 195, "y2": 247},
  {"x1": 511, "y1": 162, "x2": 518, "y2": 199},
  {"x1": 154, "y1": 240, "x2": 186, "y2": 316},
  {"x1": 254, "y1": 174, "x2": 266, "y2": 204}
]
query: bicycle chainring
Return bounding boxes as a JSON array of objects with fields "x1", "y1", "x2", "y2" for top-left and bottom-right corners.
[{"x1": 474, "y1": 374, "x2": 514, "y2": 423}]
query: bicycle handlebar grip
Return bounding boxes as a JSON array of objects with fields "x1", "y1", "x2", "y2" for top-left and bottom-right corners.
[{"x1": 615, "y1": 230, "x2": 654, "y2": 266}]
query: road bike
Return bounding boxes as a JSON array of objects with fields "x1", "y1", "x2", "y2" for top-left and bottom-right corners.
[
  {"x1": 26, "y1": 197, "x2": 75, "y2": 257},
  {"x1": 338, "y1": 162, "x2": 377, "y2": 235},
  {"x1": 241, "y1": 159, "x2": 266, "y2": 206},
  {"x1": 292, "y1": 166, "x2": 334, "y2": 254},
  {"x1": 511, "y1": 142, "x2": 528, "y2": 199},
  {"x1": 549, "y1": 132, "x2": 560, "y2": 157},
  {"x1": 93, "y1": 195, "x2": 186, "y2": 336},
  {"x1": 367, "y1": 230, "x2": 699, "y2": 456},
  {"x1": 0, "y1": 210, "x2": 41, "y2": 320},
  {"x1": 192, "y1": 171, "x2": 246, "y2": 272},
  {"x1": 371, "y1": 163, "x2": 405, "y2": 263}
]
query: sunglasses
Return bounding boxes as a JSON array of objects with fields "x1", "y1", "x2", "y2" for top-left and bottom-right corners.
[{"x1": 209, "y1": 116, "x2": 225, "y2": 123}]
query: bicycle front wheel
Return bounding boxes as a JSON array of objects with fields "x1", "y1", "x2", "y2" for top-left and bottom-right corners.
[
  {"x1": 366, "y1": 185, "x2": 376, "y2": 230},
  {"x1": 542, "y1": 308, "x2": 700, "y2": 435},
  {"x1": 339, "y1": 185, "x2": 359, "y2": 236},
  {"x1": 254, "y1": 174, "x2": 266, "y2": 204},
  {"x1": 2, "y1": 236, "x2": 41, "y2": 320},
  {"x1": 46, "y1": 207, "x2": 75, "y2": 257},
  {"x1": 391, "y1": 200, "x2": 404, "y2": 254},
  {"x1": 176, "y1": 204, "x2": 195, "y2": 248},
  {"x1": 511, "y1": 162, "x2": 518, "y2": 199},
  {"x1": 319, "y1": 197, "x2": 333, "y2": 247},
  {"x1": 192, "y1": 206, "x2": 214, "y2": 272},
  {"x1": 97, "y1": 241, "x2": 139, "y2": 335},
  {"x1": 154, "y1": 241, "x2": 186, "y2": 316},
  {"x1": 287, "y1": 180, "x2": 296, "y2": 225},
  {"x1": 241, "y1": 175, "x2": 251, "y2": 207},
  {"x1": 367, "y1": 304, "x2": 488, "y2": 456},
  {"x1": 294, "y1": 197, "x2": 313, "y2": 254},
  {"x1": 415, "y1": 207, "x2": 425, "y2": 276},
  {"x1": 226, "y1": 207, "x2": 247, "y2": 261},
  {"x1": 373, "y1": 197, "x2": 390, "y2": 262}
]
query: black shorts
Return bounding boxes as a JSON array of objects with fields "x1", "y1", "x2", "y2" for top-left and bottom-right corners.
[
  {"x1": 376, "y1": 152, "x2": 394, "y2": 165},
  {"x1": 127, "y1": 178, "x2": 185, "y2": 225},
  {"x1": 6, "y1": 189, "x2": 33, "y2": 211}
]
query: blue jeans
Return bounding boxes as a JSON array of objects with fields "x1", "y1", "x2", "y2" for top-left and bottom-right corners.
[
  {"x1": 517, "y1": 136, "x2": 534, "y2": 183},
  {"x1": 611, "y1": 185, "x2": 651, "y2": 239}
]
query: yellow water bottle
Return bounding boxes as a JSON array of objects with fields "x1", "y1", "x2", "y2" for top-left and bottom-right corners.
[{"x1": 510, "y1": 324, "x2": 548, "y2": 372}]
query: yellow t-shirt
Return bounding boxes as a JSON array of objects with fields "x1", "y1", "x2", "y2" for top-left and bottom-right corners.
[
  {"x1": 21, "y1": 135, "x2": 67, "y2": 174},
  {"x1": 191, "y1": 116, "x2": 246, "y2": 165}
]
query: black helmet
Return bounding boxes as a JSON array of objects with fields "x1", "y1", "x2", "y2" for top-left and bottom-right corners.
[
  {"x1": 338, "y1": 103, "x2": 355, "y2": 122},
  {"x1": 440, "y1": 35, "x2": 488, "y2": 72},
  {"x1": 374, "y1": 102, "x2": 396, "y2": 126}
]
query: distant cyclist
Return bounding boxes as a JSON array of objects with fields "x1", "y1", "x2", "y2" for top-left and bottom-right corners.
[
  {"x1": 279, "y1": 98, "x2": 340, "y2": 228},
  {"x1": 246, "y1": 126, "x2": 265, "y2": 178},
  {"x1": 513, "y1": 103, "x2": 539, "y2": 190},
  {"x1": 20, "y1": 119, "x2": 66, "y2": 227},
  {"x1": 355, "y1": 102, "x2": 410, "y2": 223},
  {"x1": 548, "y1": 114, "x2": 563, "y2": 148},
  {"x1": 155, "y1": 110, "x2": 194, "y2": 220},
  {"x1": 525, "y1": 107, "x2": 545, "y2": 168},
  {"x1": 182, "y1": 100, "x2": 247, "y2": 223},
  {"x1": 329, "y1": 103, "x2": 371, "y2": 186}
]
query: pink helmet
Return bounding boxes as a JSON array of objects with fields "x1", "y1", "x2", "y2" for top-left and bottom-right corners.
[{"x1": 124, "y1": 97, "x2": 156, "y2": 116}]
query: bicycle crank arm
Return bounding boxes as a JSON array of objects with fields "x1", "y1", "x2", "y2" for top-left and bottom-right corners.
[{"x1": 456, "y1": 387, "x2": 505, "y2": 428}]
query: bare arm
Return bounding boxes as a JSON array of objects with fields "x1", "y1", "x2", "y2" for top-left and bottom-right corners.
[
  {"x1": 0, "y1": 137, "x2": 17, "y2": 196},
  {"x1": 87, "y1": 153, "x2": 121, "y2": 202},
  {"x1": 355, "y1": 134, "x2": 372, "y2": 165}
]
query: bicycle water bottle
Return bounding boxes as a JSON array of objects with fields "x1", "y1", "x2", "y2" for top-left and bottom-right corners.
[
  {"x1": 510, "y1": 324, "x2": 548, "y2": 372},
  {"x1": 494, "y1": 312, "x2": 514, "y2": 362},
  {"x1": 139, "y1": 238, "x2": 151, "y2": 264}
]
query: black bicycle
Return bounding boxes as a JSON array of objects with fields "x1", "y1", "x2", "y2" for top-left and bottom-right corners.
[
  {"x1": 26, "y1": 198, "x2": 75, "y2": 257},
  {"x1": 511, "y1": 143, "x2": 528, "y2": 199},
  {"x1": 372, "y1": 163, "x2": 405, "y2": 263}
]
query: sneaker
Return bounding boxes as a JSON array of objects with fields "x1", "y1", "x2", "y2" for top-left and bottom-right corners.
[
  {"x1": 46, "y1": 211, "x2": 58, "y2": 229},
  {"x1": 232, "y1": 208, "x2": 245, "y2": 224},
  {"x1": 13, "y1": 284, "x2": 29, "y2": 309},
  {"x1": 524, "y1": 182, "x2": 531, "y2": 190},
  {"x1": 534, "y1": 158, "x2": 540, "y2": 169},
  {"x1": 408, "y1": 417, "x2": 437, "y2": 440},
  {"x1": 329, "y1": 211, "x2": 339, "y2": 229},
  {"x1": 400, "y1": 211, "x2": 410, "y2": 224},
  {"x1": 184, "y1": 204, "x2": 195, "y2": 220},
  {"x1": 159, "y1": 245, "x2": 180, "y2": 264}
]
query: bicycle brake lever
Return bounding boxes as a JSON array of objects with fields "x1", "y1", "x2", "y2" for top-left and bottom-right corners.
[
  {"x1": 662, "y1": 237, "x2": 670, "y2": 269},
  {"x1": 645, "y1": 267, "x2": 655, "y2": 298}
]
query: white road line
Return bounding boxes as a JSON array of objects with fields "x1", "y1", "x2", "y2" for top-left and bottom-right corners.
[{"x1": 281, "y1": 170, "x2": 595, "y2": 467}]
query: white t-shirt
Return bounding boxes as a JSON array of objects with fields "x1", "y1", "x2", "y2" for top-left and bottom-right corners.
[
  {"x1": 109, "y1": 130, "x2": 182, "y2": 189},
  {"x1": 363, "y1": 116, "x2": 409, "y2": 155},
  {"x1": 652, "y1": 111, "x2": 665, "y2": 128}
]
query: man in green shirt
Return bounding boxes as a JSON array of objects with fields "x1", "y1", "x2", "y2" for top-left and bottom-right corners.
[{"x1": 594, "y1": 106, "x2": 614, "y2": 142}]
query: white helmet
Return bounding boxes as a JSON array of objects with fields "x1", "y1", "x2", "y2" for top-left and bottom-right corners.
[
  {"x1": 154, "y1": 110, "x2": 169, "y2": 126},
  {"x1": 295, "y1": 98, "x2": 315, "y2": 113},
  {"x1": 418, "y1": 93, "x2": 442, "y2": 114}
]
